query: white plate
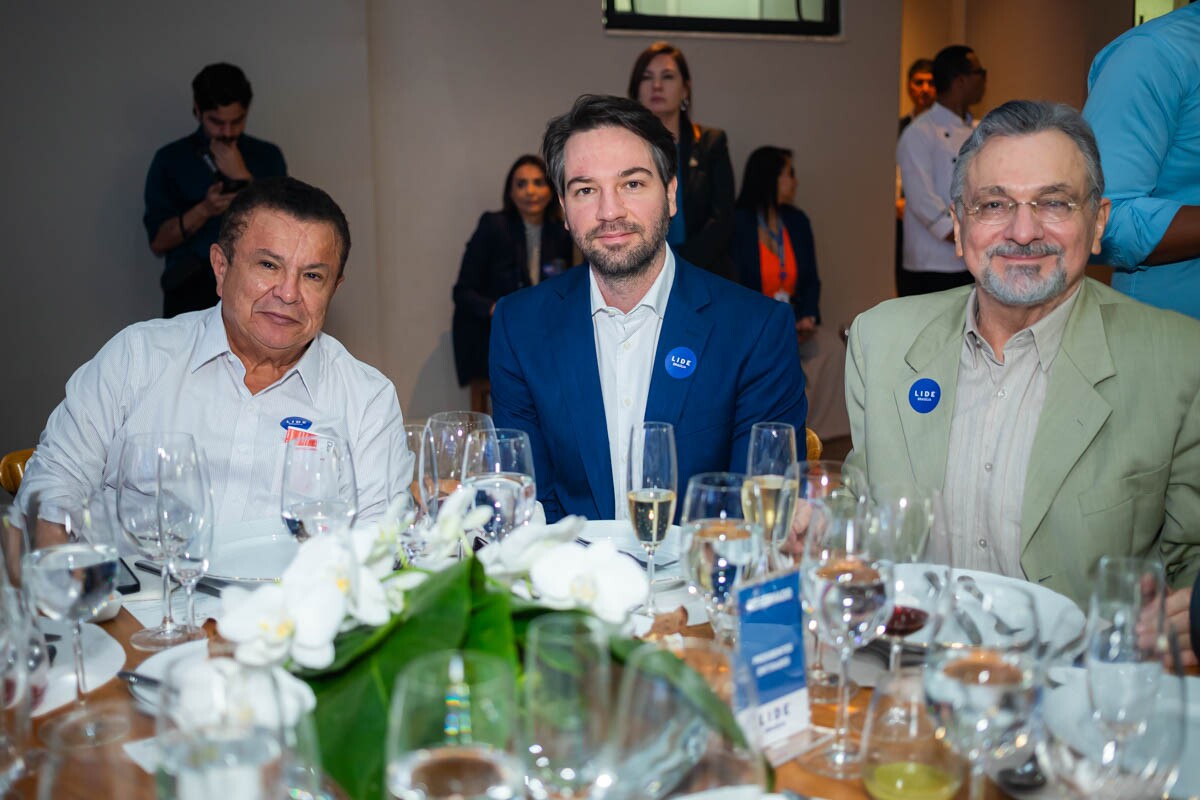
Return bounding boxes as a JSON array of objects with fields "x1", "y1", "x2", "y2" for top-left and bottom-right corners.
[
  {"x1": 126, "y1": 638, "x2": 209, "y2": 712},
  {"x1": 32, "y1": 619, "x2": 126, "y2": 717},
  {"x1": 890, "y1": 564, "x2": 1085, "y2": 651},
  {"x1": 578, "y1": 520, "x2": 681, "y2": 565},
  {"x1": 207, "y1": 531, "x2": 298, "y2": 584}
]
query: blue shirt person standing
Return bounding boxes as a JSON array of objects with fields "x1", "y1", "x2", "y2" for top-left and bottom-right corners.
[
  {"x1": 144, "y1": 63, "x2": 287, "y2": 318},
  {"x1": 1083, "y1": 4, "x2": 1200, "y2": 318}
]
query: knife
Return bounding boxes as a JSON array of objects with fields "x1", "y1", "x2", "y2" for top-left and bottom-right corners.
[
  {"x1": 133, "y1": 560, "x2": 225, "y2": 598},
  {"x1": 925, "y1": 570, "x2": 983, "y2": 646},
  {"x1": 117, "y1": 669, "x2": 161, "y2": 690}
]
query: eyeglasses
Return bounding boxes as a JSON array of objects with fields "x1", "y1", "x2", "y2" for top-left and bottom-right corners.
[{"x1": 963, "y1": 197, "x2": 1082, "y2": 225}]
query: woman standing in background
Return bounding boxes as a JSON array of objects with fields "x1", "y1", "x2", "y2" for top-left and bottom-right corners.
[
  {"x1": 628, "y1": 41, "x2": 735, "y2": 279},
  {"x1": 452, "y1": 155, "x2": 573, "y2": 412}
]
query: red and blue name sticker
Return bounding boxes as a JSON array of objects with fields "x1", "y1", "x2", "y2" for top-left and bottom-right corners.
[
  {"x1": 664, "y1": 346, "x2": 698, "y2": 379},
  {"x1": 908, "y1": 378, "x2": 941, "y2": 414},
  {"x1": 281, "y1": 416, "x2": 316, "y2": 447}
]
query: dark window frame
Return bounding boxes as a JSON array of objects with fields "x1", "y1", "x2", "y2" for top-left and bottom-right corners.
[{"x1": 603, "y1": 0, "x2": 841, "y2": 38}]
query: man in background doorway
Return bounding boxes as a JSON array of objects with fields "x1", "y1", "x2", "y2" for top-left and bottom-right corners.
[
  {"x1": 144, "y1": 63, "x2": 288, "y2": 318},
  {"x1": 897, "y1": 57, "x2": 936, "y2": 294},
  {"x1": 897, "y1": 45, "x2": 987, "y2": 296}
]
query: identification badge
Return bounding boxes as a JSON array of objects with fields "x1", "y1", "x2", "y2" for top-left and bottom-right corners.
[
  {"x1": 664, "y1": 346, "x2": 697, "y2": 379},
  {"x1": 908, "y1": 378, "x2": 941, "y2": 414}
]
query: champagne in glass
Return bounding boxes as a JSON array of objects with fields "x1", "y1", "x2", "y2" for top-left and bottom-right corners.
[
  {"x1": 743, "y1": 422, "x2": 797, "y2": 559},
  {"x1": 627, "y1": 422, "x2": 677, "y2": 605}
]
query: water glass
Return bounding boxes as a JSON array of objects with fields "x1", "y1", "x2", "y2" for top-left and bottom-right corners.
[
  {"x1": 626, "y1": 421, "x2": 677, "y2": 603},
  {"x1": 424, "y1": 411, "x2": 496, "y2": 500},
  {"x1": 281, "y1": 428, "x2": 358, "y2": 541},
  {"x1": 36, "y1": 700, "x2": 139, "y2": 799},
  {"x1": 861, "y1": 667, "x2": 963, "y2": 800},
  {"x1": 460, "y1": 428, "x2": 536, "y2": 544},
  {"x1": 386, "y1": 650, "x2": 521, "y2": 800},
  {"x1": 523, "y1": 613, "x2": 611, "y2": 799},
  {"x1": 680, "y1": 473, "x2": 767, "y2": 645}
]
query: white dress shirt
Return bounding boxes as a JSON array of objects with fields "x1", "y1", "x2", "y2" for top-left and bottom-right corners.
[
  {"x1": 897, "y1": 102, "x2": 976, "y2": 274},
  {"x1": 17, "y1": 304, "x2": 411, "y2": 528},
  {"x1": 590, "y1": 249, "x2": 676, "y2": 519}
]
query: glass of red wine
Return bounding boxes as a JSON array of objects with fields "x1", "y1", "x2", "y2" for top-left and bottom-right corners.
[{"x1": 871, "y1": 484, "x2": 944, "y2": 672}]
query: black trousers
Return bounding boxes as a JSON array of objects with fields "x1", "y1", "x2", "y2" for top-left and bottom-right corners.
[{"x1": 897, "y1": 268, "x2": 974, "y2": 297}]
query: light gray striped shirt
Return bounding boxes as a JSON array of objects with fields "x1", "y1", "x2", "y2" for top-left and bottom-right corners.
[{"x1": 943, "y1": 287, "x2": 1079, "y2": 577}]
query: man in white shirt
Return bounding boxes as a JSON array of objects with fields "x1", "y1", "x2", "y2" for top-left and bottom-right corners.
[
  {"x1": 897, "y1": 45, "x2": 988, "y2": 296},
  {"x1": 18, "y1": 177, "x2": 411, "y2": 529},
  {"x1": 490, "y1": 95, "x2": 807, "y2": 522}
]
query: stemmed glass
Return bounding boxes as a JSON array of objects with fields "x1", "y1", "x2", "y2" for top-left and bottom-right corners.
[
  {"x1": 870, "y1": 484, "x2": 940, "y2": 672},
  {"x1": 424, "y1": 411, "x2": 496, "y2": 501},
  {"x1": 861, "y1": 666, "x2": 963, "y2": 800},
  {"x1": 460, "y1": 428, "x2": 536, "y2": 544},
  {"x1": 522, "y1": 613, "x2": 611, "y2": 799},
  {"x1": 162, "y1": 450, "x2": 214, "y2": 637},
  {"x1": 394, "y1": 423, "x2": 438, "y2": 562},
  {"x1": 797, "y1": 501, "x2": 894, "y2": 779},
  {"x1": 0, "y1": 582, "x2": 37, "y2": 792},
  {"x1": 596, "y1": 640, "x2": 764, "y2": 799},
  {"x1": 923, "y1": 578, "x2": 1040, "y2": 800},
  {"x1": 280, "y1": 428, "x2": 358, "y2": 541},
  {"x1": 21, "y1": 499, "x2": 129, "y2": 747},
  {"x1": 35, "y1": 700, "x2": 138, "y2": 799},
  {"x1": 385, "y1": 650, "x2": 522, "y2": 800},
  {"x1": 743, "y1": 421, "x2": 797, "y2": 569},
  {"x1": 680, "y1": 473, "x2": 766, "y2": 646},
  {"x1": 626, "y1": 421, "x2": 677, "y2": 607}
]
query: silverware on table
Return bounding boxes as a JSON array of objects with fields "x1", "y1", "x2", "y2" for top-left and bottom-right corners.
[
  {"x1": 925, "y1": 569, "x2": 983, "y2": 645},
  {"x1": 132, "y1": 560, "x2": 225, "y2": 597},
  {"x1": 957, "y1": 574, "x2": 1024, "y2": 635},
  {"x1": 117, "y1": 669, "x2": 161, "y2": 690}
]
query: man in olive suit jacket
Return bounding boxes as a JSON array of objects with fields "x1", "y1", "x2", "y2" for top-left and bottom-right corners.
[{"x1": 847, "y1": 100, "x2": 1200, "y2": 610}]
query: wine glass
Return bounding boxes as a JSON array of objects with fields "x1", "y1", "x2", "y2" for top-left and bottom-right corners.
[
  {"x1": 424, "y1": 411, "x2": 496, "y2": 502},
  {"x1": 460, "y1": 428, "x2": 536, "y2": 544},
  {"x1": 680, "y1": 473, "x2": 767, "y2": 646},
  {"x1": 116, "y1": 432, "x2": 196, "y2": 650},
  {"x1": 743, "y1": 421, "x2": 797, "y2": 569},
  {"x1": 393, "y1": 423, "x2": 438, "y2": 562},
  {"x1": 861, "y1": 666, "x2": 964, "y2": 800},
  {"x1": 36, "y1": 700, "x2": 139, "y2": 799},
  {"x1": 161, "y1": 450, "x2": 214, "y2": 637},
  {"x1": 522, "y1": 613, "x2": 611, "y2": 800},
  {"x1": 21, "y1": 499, "x2": 129, "y2": 747},
  {"x1": 626, "y1": 421, "x2": 677, "y2": 608},
  {"x1": 157, "y1": 656, "x2": 292, "y2": 798},
  {"x1": 385, "y1": 650, "x2": 522, "y2": 800},
  {"x1": 797, "y1": 501, "x2": 894, "y2": 779},
  {"x1": 596, "y1": 640, "x2": 764, "y2": 799},
  {"x1": 871, "y1": 484, "x2": 941, "y2": 672},
  {"x1": 923, "y1": 578, "x2": 1040, "y2": 800},
  {"x1": 0, "y1": 583, "x2": 38, "y2": 793},
  {"x1": 280, "y1": 428, "x2": 358, "y2": 541}
]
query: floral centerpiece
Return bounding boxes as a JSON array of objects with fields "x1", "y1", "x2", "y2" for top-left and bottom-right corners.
[{"x1": 213, "y1": 489, "x2": 708, "y2": 800}]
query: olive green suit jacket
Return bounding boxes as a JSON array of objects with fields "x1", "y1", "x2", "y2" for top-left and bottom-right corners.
[{"x1": 846, "y1": 279, "x2": 1200, "y2": 606}]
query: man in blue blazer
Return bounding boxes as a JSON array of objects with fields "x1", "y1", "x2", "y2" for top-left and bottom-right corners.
[{"x1": 490, "y1": 95, "x2": 807, "y2": 522}]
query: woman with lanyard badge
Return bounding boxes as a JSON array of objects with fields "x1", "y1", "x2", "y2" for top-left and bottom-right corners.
[{"x1": 731, "y1": 146, "x2": 850, "y2": 441}]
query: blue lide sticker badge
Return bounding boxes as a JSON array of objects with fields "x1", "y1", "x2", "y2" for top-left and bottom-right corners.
[
  {"x1": 909, "y1": 378, "x2": 941, "y2": 414},
  {"x1": 736, "y1": 570, "x2": 811, "y2": 759},
  {"x1": 280, "y1": 416, "x2": 313, "y2": 431},
  {"x1": 664, "y1": 346, "x2": 697, "y2": 379}
]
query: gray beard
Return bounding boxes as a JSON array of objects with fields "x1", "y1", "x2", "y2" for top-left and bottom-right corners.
[
  {"x1": 977, "y1": 243, "x2": 1068, "y2": 307},
  {"x1": 576, "y1": 204, "x2": 671, "y2": 284}
]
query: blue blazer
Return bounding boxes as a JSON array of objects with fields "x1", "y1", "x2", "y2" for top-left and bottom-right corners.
[{"x1": 489, "y1": 255, "x2": 808, "y2": 522}]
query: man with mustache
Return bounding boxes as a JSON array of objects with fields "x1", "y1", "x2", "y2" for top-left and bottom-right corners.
[
  {"x1": 144, "y1": 63, "x2": 287, "y2": 318},
  {"x1": 489, "y1": 94, "x2": 807, "y2": 522},
  {"x1": 19, "y1": 177, "x2": 410, "y2": 533},
  {"x1": 847, "y1": 100, "x2": 1200, "y2": 608}
]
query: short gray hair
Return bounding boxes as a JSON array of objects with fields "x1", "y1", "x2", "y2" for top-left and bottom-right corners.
[{"x1": 950, "y1": 100, "x2": 1105, "y2": 213}]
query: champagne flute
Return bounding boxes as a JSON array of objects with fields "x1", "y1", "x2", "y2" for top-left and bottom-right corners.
[
  {"x1": 116, "y1": 432, "x2": 196, "y2": 651},
  {"x1": 743, "y1": 421, "x2": 797, "y2": 569},
  {"x1": 21, "y1": 499, "x2": 129, "y2": 747},
  {"x1": 797, "y1": 501, "x2": 894, "y2": 779},
  {"x1": 627, "y1": 421, "x2": 677, "y2": 606},
  {"x1": 424, "y1": 411, "x2": 496, "y2": 502},
  {"x1": 522, "y1": 613, "x2": 611, "y2": 799},
  {"x1": 680, "y1": 473, "x2": 766, "y2": 646},
  {"x1": 861, "y1": 666, "x2": 963, "y2": 800},
  {"x1": 385, "y1": 650, "x2": 522, "y2": 800},
  {"x1": 280, "y1": 428, "x2": 358, "y2": 541},
  {"x1": 923, "y1": 578, "x2": 1040, "y2": 800},
  {"x1": 460, "y1": 428, "x2": 536, "y2": 544}
]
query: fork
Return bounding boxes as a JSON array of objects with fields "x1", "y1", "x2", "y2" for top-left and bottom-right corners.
[{"x1": 956, "y1": 574, "x2": 1024, "y2": 635}]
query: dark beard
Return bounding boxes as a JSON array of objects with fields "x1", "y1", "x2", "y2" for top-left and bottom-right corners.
[{"x1": 576, "y1": 203, "x2": 671, "y2": 283}]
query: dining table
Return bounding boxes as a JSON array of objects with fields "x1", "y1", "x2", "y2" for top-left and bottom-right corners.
[{"x1": 11, "y1": 607, "x2": 1037, "y2": 800}]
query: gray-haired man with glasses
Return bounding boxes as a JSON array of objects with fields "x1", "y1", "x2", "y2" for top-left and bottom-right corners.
[{"x1": 846, "y1": 100, "x2": 1200, "y2": 613}]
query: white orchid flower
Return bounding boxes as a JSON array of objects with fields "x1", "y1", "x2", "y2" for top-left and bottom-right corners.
[
  {"x1": 381, "y1": 570, "x2": 429, "y2": 614},
  {"x1": 284, "y1": 535, "x2": 390, "y2": 629},
  {"x1": 166, "y1": 657, "x2": 316, "y2": 732},
  {"x1": 217, "y1": 582, "x2": 343, "y2": 670},
  {"x1": 529, "y1": 540, "x2": 648, "y2": 624},
  {"x1": 418, "y1": 486, "x2": 492, "y2": 568},
  {"x1": 352, "y1": 495, "x2": 417, "y2": 576},
  {"x1": 477, "y1": 515, "x2": 586, "y2": 583}
]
